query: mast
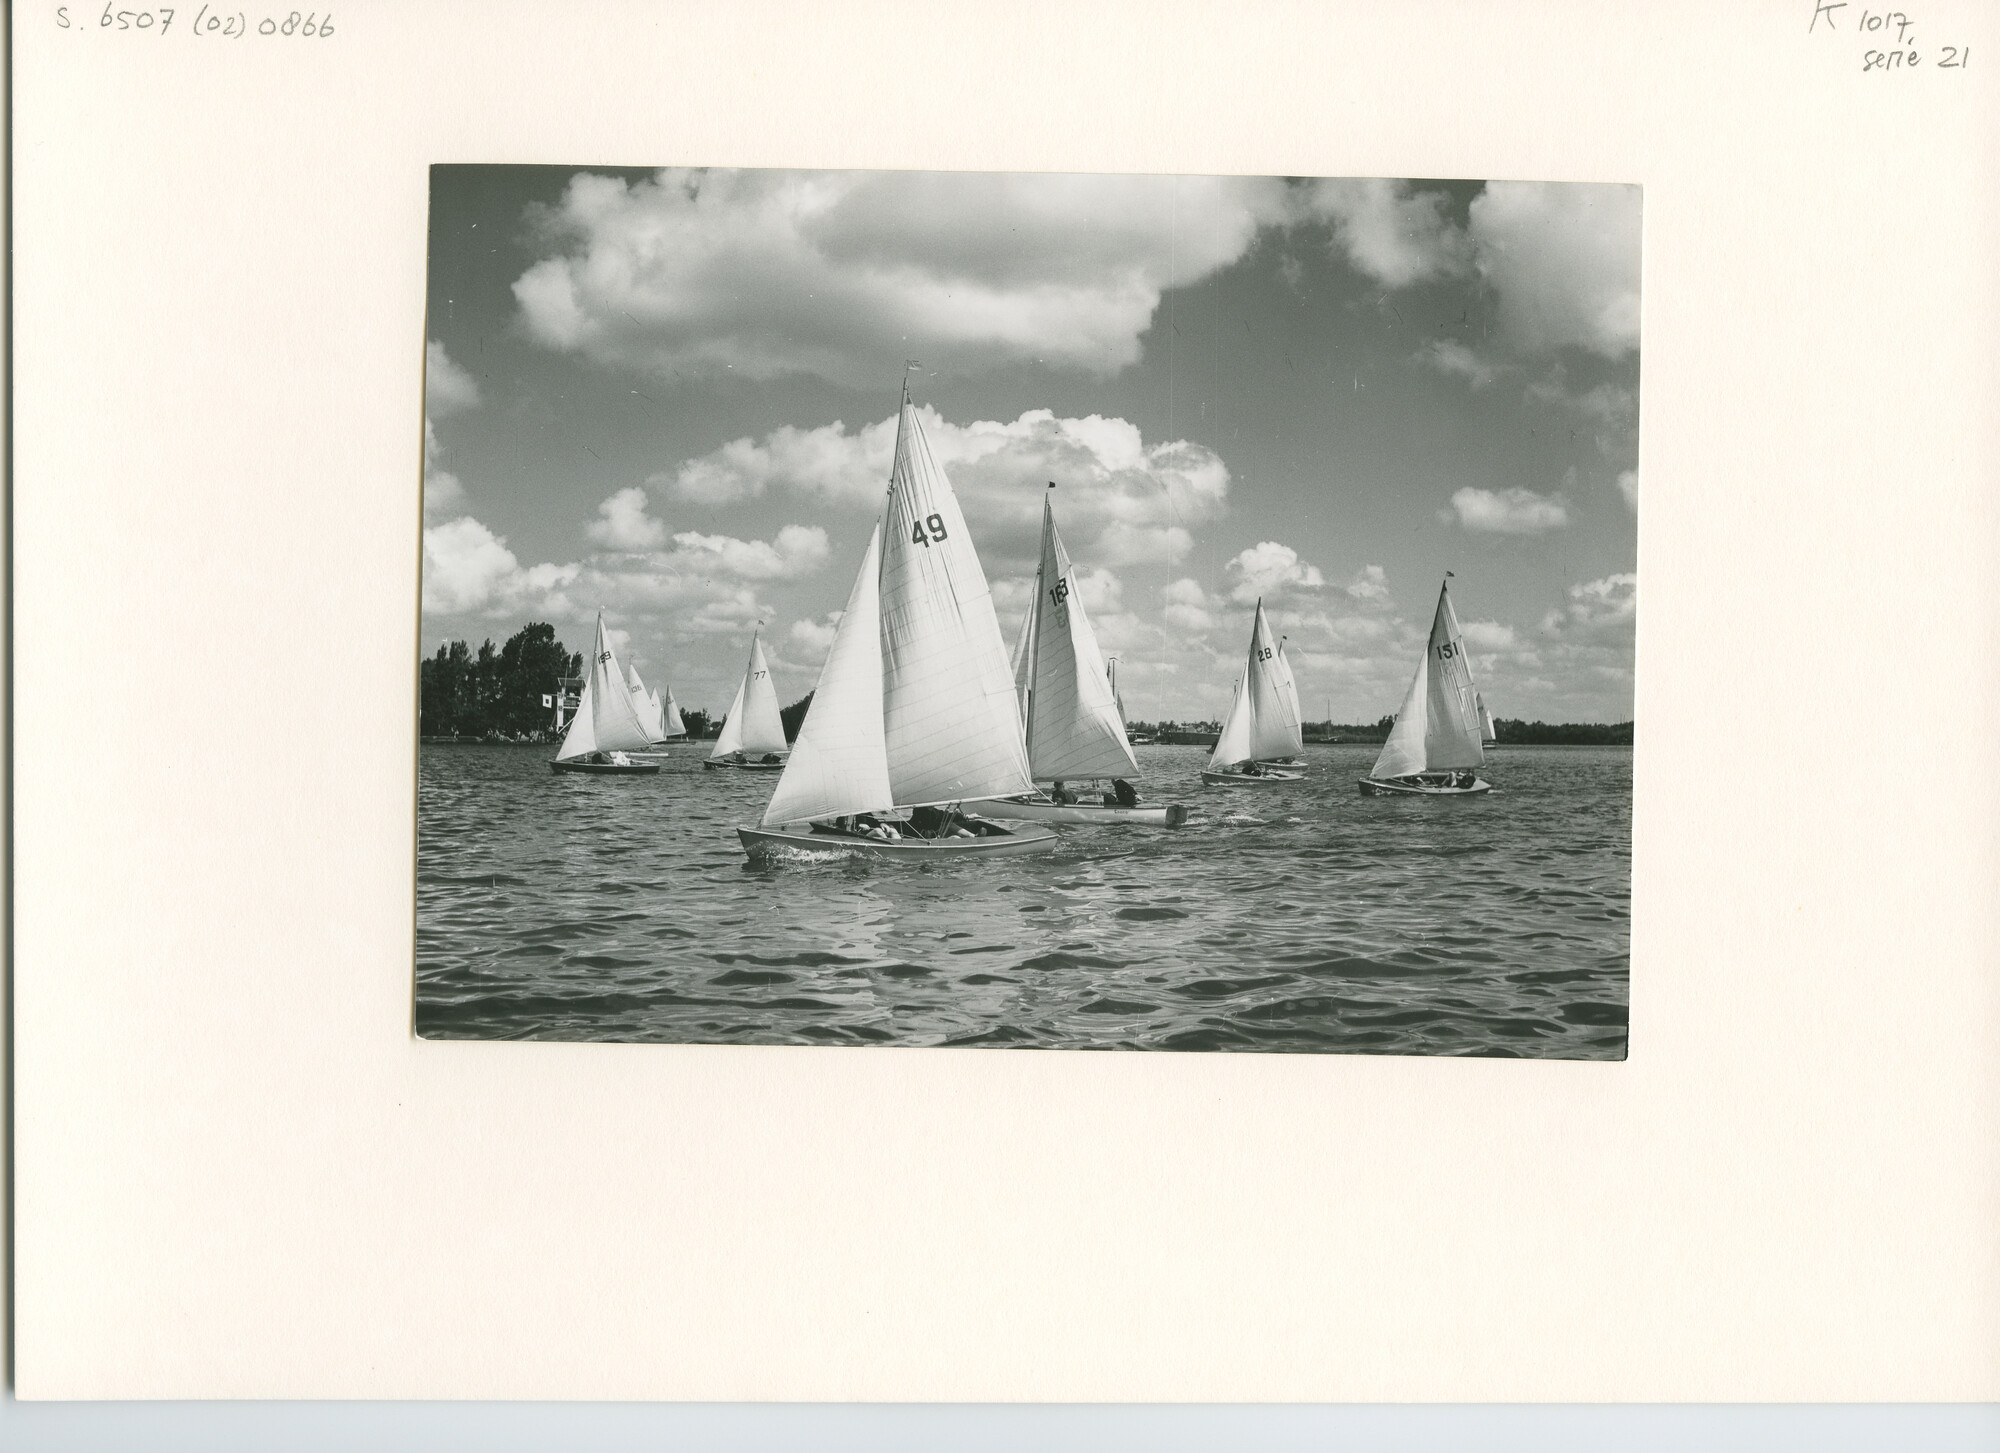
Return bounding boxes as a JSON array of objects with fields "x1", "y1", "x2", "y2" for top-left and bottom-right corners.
[
  {"x1": 1018, "y1": 489, "x2": 1137, "y2": 782},
  {"x1": 1369, "y1": 578, "x2": 1484, "y2": 778}
]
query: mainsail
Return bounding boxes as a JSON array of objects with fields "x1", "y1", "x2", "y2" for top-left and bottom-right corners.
[
  {"x1": 712, "y1": 630, "x2": 787, "y2": 759},
  {"x1": 760, "y1": 389, "x2": 1033, "y2": 825},
  {"x1": 878, "y1": 390, "x2": 1036, "y2": 806},
  {"x1": 1476, "y1": 690, "x2": 1497, "y2": 741},
  {"x1": 1211, "y1": 666, "x2": 1252, "y2": 768},
  {"x1": 761, "y1": 525, "x2": 892, "y2": 826},
  {"x1": 1016, "y1": 495, "x2": 1138, "y2": 782},
  {"x1": 556, "y1": 612, "x2": 654, "y2": 761},
  {"x1": 661, "y1": 686, "x2": 686, "y2": 739},
  {"x1": 1209, "y1": 599, "x2": 1304, "y2": 769},
  {"x1": 1370, "y1": 580, "x2": 1486, "y2": 779},
  {"x1": 1271, "y1": 637, "x2": 1303, "y2": 748},
  {"x1": 628, "y1": 664, "x2": 668, "y2": 741}
]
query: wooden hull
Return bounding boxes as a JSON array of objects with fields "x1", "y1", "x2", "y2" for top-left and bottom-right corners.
[
  {"x1": 978, "y1": 796, "x2": 1189, "y2": 827},
  {"x1": 550, "y1": 759, "x2": 660, "y2": 776},
  {"x1": 1201, "y1": 768, "x2": 1304, "y2": 787},
  {"x1": 702, "y1": 757, "x2": 787, "y2": 771},
  {"x1": 738, "y1": 820, "x2": 1058, "y2": 860},
  {"x1": 1357, "y1": 776, "x2": 1491, "y2": 796}
]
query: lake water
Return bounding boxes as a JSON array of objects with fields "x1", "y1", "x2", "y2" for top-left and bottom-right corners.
[{"x1": 416, "y1": 743, "x2": 1630, "y2": 1058}]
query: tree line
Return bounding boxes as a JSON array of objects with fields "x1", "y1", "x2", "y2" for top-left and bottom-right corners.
[
  {"x1": 420, "y1": 624, "x2": 809, "y2": 743},
  {"x1": 421, "y1": 626, "x2": 1630, "y2": 749}
]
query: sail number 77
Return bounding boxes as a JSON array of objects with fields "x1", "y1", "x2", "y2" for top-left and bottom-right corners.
[{"x1": 909, "y1": 513, "x2": 949, "y2": 547}]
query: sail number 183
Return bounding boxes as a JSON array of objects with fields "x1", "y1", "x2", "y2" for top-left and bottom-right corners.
[{"x1": 910, "y1": 513, "x2": 948, "y2": 547}]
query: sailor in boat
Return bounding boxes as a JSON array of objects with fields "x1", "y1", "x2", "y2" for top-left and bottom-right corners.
[
  {"x1": 1102, "y1": 779, "x2": 1140, "y2": 807},
  {"x1": 1049, "y1": 780, "x2": 1074, "y2": 805},
  {"x1": 821, "y1": 813, "x2": 902, "y2": 843}
]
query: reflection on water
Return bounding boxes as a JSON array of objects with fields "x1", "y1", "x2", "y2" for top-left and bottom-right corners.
[{"x1": 417, "y1": 743, "x2": 1630, "y2": 1058}]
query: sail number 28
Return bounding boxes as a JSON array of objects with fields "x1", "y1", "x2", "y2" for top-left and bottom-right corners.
[{"x1": 909, "y1": 513, "x2": 949, "y2": 547}]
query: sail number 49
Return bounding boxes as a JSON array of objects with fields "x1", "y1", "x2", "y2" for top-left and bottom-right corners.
[{"x1": 909, "y1": 513, "x2": 949, "y2": 547}]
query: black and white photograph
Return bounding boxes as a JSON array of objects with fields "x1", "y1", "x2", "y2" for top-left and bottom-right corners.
[{"x1": 417, "y1": 166, "x2": 1638, "y2": 1057}]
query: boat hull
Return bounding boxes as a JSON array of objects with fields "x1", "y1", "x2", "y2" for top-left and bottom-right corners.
[
  {"x1": 550, "y1": 759, "x2": 660, "y2": 776},
  {"x1": 1357, "y1": 776, "x2": 1491, "y2": 796},
  {"x1": 1200, "y1": 768, "x2": 1305, "y2": 787},
  {"x1": 738, "y1": 821, "x2": 1058, "y2": 860},
  {"x1": 978, "y1": 796, "x2": 1189, "y2": 827},
  {"x1": 703, "y1": 757, "x2": 787, "y2": 771}
]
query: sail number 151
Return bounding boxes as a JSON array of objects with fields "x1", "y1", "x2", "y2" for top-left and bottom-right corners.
[{"x1": 909, "y1": 513, "x2": 949, "y2": 547}]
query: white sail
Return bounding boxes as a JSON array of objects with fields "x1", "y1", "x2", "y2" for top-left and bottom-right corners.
[
  {"x1": 558, "y1": 676, "x2": 597, "y2": 757},
  {"x1": 762, "y1": 524, "x2": 894, "y2": 825},
  {"x1": 1009, "y1": 577, "x2": 1038, "y2": 730},
  {"x1": 1209, "y1": 665, "x2": 1253, "y2": 769},
  {"x1": 1370, "y1": 581, "x2": 1485, "y2": 778},
  {"x1": 1021, "y1": 497, "x2": 1139, "y2": 782},
  {"x1": 1109, "y1": 659, "x2": 1126, "y2": 723},
  {"x1": 1245, "y1": 600, "x2": 1304, "y2": 761},
  {"x1": 712, "y1": 630, "x2": 788, "y2": 759},
  {"x1": 1206, "y1": 600, "x2": 1303, "y2": 768},
  {"x1": 1476, "y1": 691, "x2": 1497, "y2": 741},
  {"x1": 1270, "y1": 637, "x2": 1304, "y2": 753},
  {"x1": 628, "y1": 664, "x2": 668, "y2": 741},
  {"x1": 557, "y1": 612, "x2": 653, "y2": 760},
  {"x1": 711, "y1": 674, "x2": 749, "y2": 757},
  {"x1": 878, "y1": 393, "x2": 1035, "y2": 807},
  {"x1": 661, "y1": 686, "x2": 686, "y2": 738}
]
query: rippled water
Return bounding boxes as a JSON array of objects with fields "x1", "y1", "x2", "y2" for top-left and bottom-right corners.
[{"x1": 416, "y1": 743, "x2": 1630, "y2": 1058}]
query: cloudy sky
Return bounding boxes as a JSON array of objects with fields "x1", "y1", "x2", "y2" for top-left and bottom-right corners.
[{"x1": 422, "y1": 167, "x2": 1638, "y2": 724}]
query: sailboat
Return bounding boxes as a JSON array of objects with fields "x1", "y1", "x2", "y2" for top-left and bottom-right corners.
[
  {"x1": 550, "y1": 611, "x2": 662, "y2": 775},
  {"x1": 704, "y1": 629, "x2": 789, "y2": 770},
  {"x1": 980, "y1": 493, "x2": 1188, "y2": 827},
  {"x1": 738, "y1": 387, "x2": 1056, "y2": 859},
  {"x1": 1476, "y1": 690, "x2": 1499, "y2": 747},
  {"x1": 1358, "y1": 577, "x2": 1492, "y2": 795},
  {"x1": 1201, "y1": 599, "x2": 1306, "y2": 786},
  {"x1": 660, "y1": 685, "x2": 686, "y2": 739},
  {"x1": 1263, "y1": 634, "x2": 1308, "y2": 766},
  {"x1": 627, "y1": 663, "x2": 671, "y2": 744}
]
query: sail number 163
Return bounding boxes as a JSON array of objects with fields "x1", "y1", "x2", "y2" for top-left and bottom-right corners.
[{"x1": 909, "y1": 513, "x2": 949, "y2": 547}]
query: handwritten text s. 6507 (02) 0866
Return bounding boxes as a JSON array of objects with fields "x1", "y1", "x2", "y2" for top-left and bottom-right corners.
[{"x1": 55, "y1": 6, "x2": 336, "y2": 38}]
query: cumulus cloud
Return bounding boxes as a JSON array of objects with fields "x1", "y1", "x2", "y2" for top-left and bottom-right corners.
[
  {"x1": 1541, "y1": 573, "x2": 1637, "y2": 640},
  {"x1": 586, "y1": 486, "x2": 668, "y2": 551},
  {"x1": 788, "y1": 613, "x2": 842, "y2": 661},
  {"x1": 421, "y1": 341, "x2": 478, "y2": 519},
  {"x1": 422, "y1": 516, "x2": 524, "y2": 616},
  {"x1": 1344, "y1": 565, "x2": 1389, "y2": 602},
  {"x1": 1160, "y1": 577, "x2": 1214, "y2": 634},
  {"x1": 1227, "y1": 541, "x2": 1327, "y2": 604},
  {"x1": 1617, "y1": 469, "x2": 1638, "y2": 509},
  {"x1": 422, "y1": 417, "x2": 466, "y2": 520},
  {"x1": 1419, "y1": 339, "x2": 1500, "y2": 388},
  {"x1": 1460, "y1": 620, "x2": 1519, "y2": 652},
  {"x1": 425, "y1": 340, "x2": 482, "y2": 415},
  {"x1": 513, "y1": 168, "x2": 1291, "y2": 384},
  {"x1": 1301, "y1": 179, "x2": 1474, "y2": 288},
  {"x1": 670, "y1": 524, "x2": 830, "y2": 581},
  {"x1": 1445, "y1": 487, "x2": 1570, "y2": 535},
  {"x1": 421, "y1": 509, "x2": 828, "y2": 637},
  {"x1": 662, "y1": 406, "x2": 1227, "y2": 574},
  {"x1": 1469, "y1": 182, "x2": 1641, "y2": 358},
  {"x1": 1307, "y1": 180, "x2": 1639, "y2": 375}
]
